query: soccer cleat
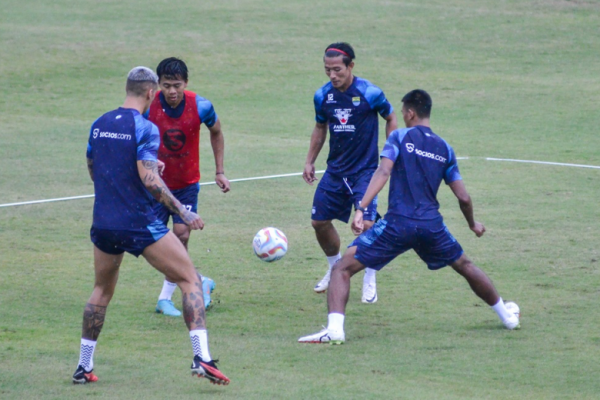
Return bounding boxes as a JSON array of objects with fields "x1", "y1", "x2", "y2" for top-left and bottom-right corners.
[
  {"x1": 191, "y1": 356, "x2": 230, "y2": 385},
  {"x1": 298, "y1": 328, "x2": 345, "y2": 345},
  {"x1": 156, "y1": 299, "x2": 182, "y2": 317},
  {"x1": 502, "y1": 315, "x2": 520, "y2": 330},
  {"x1": 361, "y1": 282, "x2": 378, "y2": 304},
  {"x1": 314, "y1": 269, "x2": 331, "y2": 293},
  {"x1": 202, "y1": 276, "x2": 216, "y2": 308},
  {"x1": 72, "y1": 365, "x2": 98, "y2": 384}
]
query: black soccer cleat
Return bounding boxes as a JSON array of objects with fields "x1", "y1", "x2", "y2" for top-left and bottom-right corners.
[
  {"x1": 191, "y1": 356, "x2": 230, "y2": 385},
  {"x1": 72, "y1": 364, "x2": 99, "y2": 384}
]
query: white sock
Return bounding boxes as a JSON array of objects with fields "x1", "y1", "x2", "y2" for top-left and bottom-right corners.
[
  {"x1": 78, "y1": 338, "x2": 97, "y2": 372},
  {"x1": 190, "y1": 329, "x2": 212, "y2": 362},
  {"x1": 327, "y1": 313, "x2": 345, "y2": 333},
  {"x1": 158, "y1": 280, "x2": 178, "y2": 301},
  {"x1": 363, "y1": 268, "x2": 376, "y2": 285},
  {"x1": 326, "y1": 254, "x2": 341, "y2": 269},
  {"x1": 491, "y1": 298, "x2": 512, "y2": 321}
]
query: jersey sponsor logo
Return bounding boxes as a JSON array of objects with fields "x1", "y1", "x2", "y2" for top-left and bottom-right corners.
[
  {"x1": 405, "y1": 143, "x2": 446, "y2": 163},
  {"x1": 352, "y1": 96, "x2": 361, "y2": 106},
  {"x1": 94, "y1": 129, "x2": 132, "y2": 140},
  {"x1": 115, "y1": 115, "x2": 122, "y2": 120},
  {"x1": 334, "y1": 108, "x2": 352, "y2": 125},
  {"x1": 163, "y1": 129, "x2": 186, "y2": 152}
]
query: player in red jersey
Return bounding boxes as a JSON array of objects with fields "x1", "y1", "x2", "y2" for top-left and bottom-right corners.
[{"x1": 146, "y1": 57, "x2": 231, "y2": 317}]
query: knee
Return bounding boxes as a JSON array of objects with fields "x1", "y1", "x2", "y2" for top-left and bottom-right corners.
[
  {"x1": 312, "y1": 219, "x2": 331, "y2": 232},
  {"x1": 175, "y1": 230, "x2": 190, "y2": 246}
]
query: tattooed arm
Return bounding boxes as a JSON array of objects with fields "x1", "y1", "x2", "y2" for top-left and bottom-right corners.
[
  {"x1": 137, "y1": 160, "x2": 204, "y2": 230},
  {"x1": 87, "y1": 158, "x2": 94, "y2": 181}
]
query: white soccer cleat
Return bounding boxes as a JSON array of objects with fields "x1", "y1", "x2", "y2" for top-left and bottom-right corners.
[
  {"x1": 314, "y1": 269, "x2": 331, "y2": 293},
  {"x1": 503, "y1": 301, "x2": 521, "y2": 330},
  {"x1": 361, "y1": 282, "x2": 378, "y2": 304},
  {"x1": 298, "y1": 328, "x2": 345, "y2": 345}
]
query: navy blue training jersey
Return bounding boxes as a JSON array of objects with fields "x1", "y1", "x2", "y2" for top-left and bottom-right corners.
[
  {"x1": 380, "y1": 126, "x2": 462, "y2": 221},
  {"x1": 314, "y1": 76, "x2": 393, "y2": 176},
  {"x1": 86, "y1": 107, "x2": 160, "y2": 230}
]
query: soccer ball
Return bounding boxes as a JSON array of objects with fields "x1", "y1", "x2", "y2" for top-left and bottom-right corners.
[
  {"x1": 505, "y1": 301, "x2": 520, "y2": 318},
  {"x1": 253, "y1": 227, "x2": 288, "y2": 262}
]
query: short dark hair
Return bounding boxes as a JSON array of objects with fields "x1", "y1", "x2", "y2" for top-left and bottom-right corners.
[
  {"x1": 324, "y1": 42, "x2": 355, "y2": 66},
  {"x1": 126, "y1": 66, "x2": 158, "y2": 96},
  {"x1": 156, "y1": 57, "x2": 189, "y2": 81},
  {"x1": 402, "y1": 89, "x2": 432, "y2": 118}
]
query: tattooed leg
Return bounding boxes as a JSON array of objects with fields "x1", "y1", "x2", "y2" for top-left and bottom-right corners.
[
  {"x1": 182, "y1": 273, "x2": 207, "y2": 331},
  {"x1": 82, "y1": 303, "x2": 107, "y2": 341}
]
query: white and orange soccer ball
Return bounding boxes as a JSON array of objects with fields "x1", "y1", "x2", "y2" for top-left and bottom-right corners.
[{"x1": 253, "y1": 227, "x2": 288, "y2": 262}]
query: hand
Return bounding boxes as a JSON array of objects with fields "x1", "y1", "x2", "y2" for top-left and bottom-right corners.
[
  {"x1": 157, "y1": 160, "x2": 165, "y2": 176},
  {"x1": 303, "y1": 163, "x2": 318, "y2": 185},
  {"x1": 215, "y1": 173, "x2": 231, "y2": 193},
  {"x1": 351, "y1": 211, "x2": 364, "y2": 235},
  {"x1": 182, "y1": 210, "x2": 204, "y2": 230},
  {"x1": 470, "y1": 221, "x2": 486, "y2": 237}
]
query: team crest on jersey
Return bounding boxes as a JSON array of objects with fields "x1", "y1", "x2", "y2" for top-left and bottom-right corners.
[
  {"x1": 334, "y1": 109, "x2": 352, "y2": 125},
  {"x1": 352, "y1": 96, "x2": 361, "y2": 106},
  {"x1": 163, "y1": 129, "x2": 186, "y2": 152}
]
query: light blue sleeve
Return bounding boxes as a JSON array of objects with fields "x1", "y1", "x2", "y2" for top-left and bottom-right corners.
[
  {"x1": 357, "y1": 79, "x2": 393, "y2": 118},
  {"x1": 134, "y1": 116, "x2": 159, "y2": 161},
  {"x1": 380, "y1": 128, "x2": 410, "y2": 162},
  {"x1": 313, "y1": 86, "x2": 328, "y2": 124},
  {"x1": 196, "y1": 95, "x2": 217, "y2": 128},
  {"x1": 443, "y1": 142, "x2": 462, "y2": 184}
]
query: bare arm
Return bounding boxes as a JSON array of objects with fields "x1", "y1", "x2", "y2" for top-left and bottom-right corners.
[
  {"x1": 384, "y1": 111, "x2": 398, "y2": 138},
  {"x1": 351, "y1": 157, "x2": 394, "y2": 235},
  {"x1": 303, "y1": 122, "x2": 328, "y2": 185},
  {"x1": 87, "y1": 158, "x2": 94, "y2": 181},
  {"x1": 448, "y1": 179, "x2": 485, "y2": 237},
  {"x1": 208, "y1": 120, "x2": 230, "y2": 193},
  {"x1": 137, "y1": 160, "x2": 204, "y2": 230}
]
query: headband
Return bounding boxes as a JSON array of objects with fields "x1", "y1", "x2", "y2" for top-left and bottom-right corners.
[{"x1": 325, "y1": 48, "x2": 350, "y2": 58}]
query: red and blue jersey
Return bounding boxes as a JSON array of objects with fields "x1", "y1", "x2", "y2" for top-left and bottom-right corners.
[
  {"x1": 147, "y1": 90, "x2": 218, "y2": 190},
  {"x1": 380, "y1": 126, "x2": 462, "y2": 221},
  {"x1": 86, "y1": 107, "x2": 160, "y2": 230},
  {"x1": 314, "y1": 76, "x2": 393, "y2": 177}
]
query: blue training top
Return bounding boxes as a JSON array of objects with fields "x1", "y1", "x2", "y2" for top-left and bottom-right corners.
[
  {"x1": 380, "y1": 125, "x2": 462, "y2": 221},
  {"x1": 143, "y1": 92, "x2": 218, "y2": 127},
  {"x1": 314, "y1": 76, "x2": 393, "y2": 176},
  {"x1": 86, "y1": 107, "x2": 160, "y2": 230}
]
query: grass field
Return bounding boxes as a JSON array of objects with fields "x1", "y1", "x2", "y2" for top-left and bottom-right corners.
[{"x1": 1, "y1": 0, "x2": 600, "y2": 398}]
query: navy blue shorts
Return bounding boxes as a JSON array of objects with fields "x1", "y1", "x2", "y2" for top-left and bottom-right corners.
[
  {"x1": 312, "y1": 170, "x2": 378, "y2": 223},
  {"x1": 351, "y1": 214, "x2": 463, "y2": 270},
  {"x1": 90, "y1": 220, "x2": 170, "y2": 257},
  {"x1": 153, "y1": 183, "x2": 200, "y2": 225}
]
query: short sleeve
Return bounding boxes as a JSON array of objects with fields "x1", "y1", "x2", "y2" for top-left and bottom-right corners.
[
  {"x1": 196, "y1": 95, "x2": 218, "y2": 128},
  {"x1": 380, "y1": 128, "x2": 409, "y2": 162},
  {"x1": 86, "y1": 118, "x2": 100, "y2": 159},
  {"x1": 314, "y1": 89, "x2": 327, "y2": 124},
  {"x1": 443, "y1": 143, "x2": 462, "y2": 184},
  {"x1": 136, "y1": 119, "x2": 159, "y2": 161}
]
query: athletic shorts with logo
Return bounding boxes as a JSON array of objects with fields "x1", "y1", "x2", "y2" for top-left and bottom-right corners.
[
  {"x1": 352, "y1": 213, "x2": 463, "y2": 270},
  {"x1": 91, "y1": 220, "x2": 170, "y2": 257},
  {"x1": 312, "y1": 169, "x2": 378, "y2": 223},
  {"x1": 153, "y1": 182, "x2": 200, "y2": 225}
]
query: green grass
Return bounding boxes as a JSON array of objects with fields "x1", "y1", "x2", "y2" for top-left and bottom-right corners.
[{"x1": 1, "y1": 0, "x2": 600, "y2": 398}]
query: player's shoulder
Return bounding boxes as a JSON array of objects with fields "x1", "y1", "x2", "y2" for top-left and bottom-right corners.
[
  {"x1": 314, "y1": 82, "x2": 334, "y2": 103},
  {"x1": 354, "y1": 76, "x2": 382, "y2": 94},
  {"x1": 389, "y1": 127, "x2": 416, "y2": 143}
]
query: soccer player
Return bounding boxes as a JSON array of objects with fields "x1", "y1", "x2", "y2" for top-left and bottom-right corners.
[
  {"x1": 147, "y1": 57, "x2": 231, "y2": 317},
  {"x1": 73, "y1": 66, "x2": 230, "y2": 385},
  {"x1": 298, "y1": 89, "x2": 520, "y2": 344},
  {"x1": 303, "y1": 42, "x2": 398, "y2": 303}
]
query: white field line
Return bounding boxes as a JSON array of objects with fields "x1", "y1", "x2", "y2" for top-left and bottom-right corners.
[
  {"x1": 1, "y1": 156, "x2": 598, "y2": 208},
  {"x1": 486, "y1": 157, "x2": 600, "y2": 170},
  {"x1": 0, "y1": 170, "x2": 325, "y2": 208}
]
